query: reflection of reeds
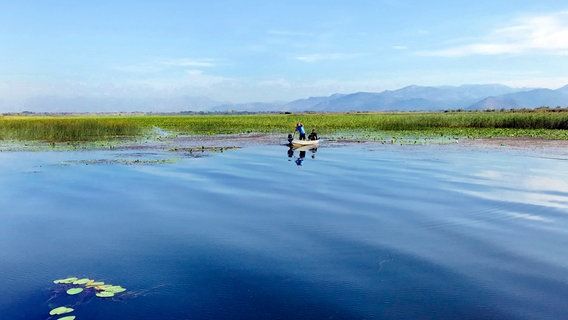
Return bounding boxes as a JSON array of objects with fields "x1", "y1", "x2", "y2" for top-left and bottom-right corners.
[{"x1": 1, "y1": 111, "x2": 567, "y2": 142}]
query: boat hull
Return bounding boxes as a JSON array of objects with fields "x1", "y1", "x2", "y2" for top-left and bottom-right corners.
[{"x1": 291, "y1": 139, "x2": 319, "y2": 147}]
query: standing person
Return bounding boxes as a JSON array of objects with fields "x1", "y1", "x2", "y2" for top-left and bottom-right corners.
[{"x1": 295, "y1": 122, "x2": 306, "y2": 140}]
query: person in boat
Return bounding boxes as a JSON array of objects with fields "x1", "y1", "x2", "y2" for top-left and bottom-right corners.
[
  {"x1": 308, "y1": 129, "x2": 318, "y2": 141},
  {"x1": 295, "y1": 122, "x2": 306, "y2": 140}
]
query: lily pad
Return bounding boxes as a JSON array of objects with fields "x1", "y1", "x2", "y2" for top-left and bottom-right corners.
[
  {"x1": 72, "y1": 278, "x2": 91, "y2": 285},
  {"x1": 104, "y1": 285, "x2": 126, "y2": 293},
  {"x1": 49, "y1": 306, "x2": 74, "y2": 316},
  {"x1": 58, "y1": 316, "x2": 76, "y2": 320},
  {"x1": 95, "y1": 284, "x2": 112, "y2": 291},
  {"x1": 53, "y1": 277, "x2": 78, "y2": 284},
  {"x1": 66, "y1": 288, "x2": 83, "y2": 295},
  {"x1": 86, "y1": 281, "x2": 104, "y2": 287},
  {"x1": 96, "y1": 291, "x2": 115, "y2": 298}
]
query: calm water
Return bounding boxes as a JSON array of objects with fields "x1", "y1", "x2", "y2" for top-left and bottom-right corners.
[{"x1": 1, "y1": 145, "x2": 568, "y2": 320}]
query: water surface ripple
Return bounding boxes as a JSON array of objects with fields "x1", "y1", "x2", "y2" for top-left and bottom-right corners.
[{"x1": 1, "y1": 145, "x2": 567, "y2": 319}]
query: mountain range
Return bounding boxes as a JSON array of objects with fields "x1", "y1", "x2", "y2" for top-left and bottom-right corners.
[
  {"x1": 215, "y1": 84, "x2": 568, "y2": 112},
  {"x1": 469, "y1": 85, "x2": 568, "y2": 110},
  {"x1": 9, "y1": 84, "x2": 568, "y2": 113}
]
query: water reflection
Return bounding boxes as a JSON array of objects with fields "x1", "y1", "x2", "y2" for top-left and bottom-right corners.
[
  {"x1": 2, "y1": 146, "x2": 568, "y2": 319},
  {"x1": 287, "y1": 146, "x2": 318, "y2": 166}
]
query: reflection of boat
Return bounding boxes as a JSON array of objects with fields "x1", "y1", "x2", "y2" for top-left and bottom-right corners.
[
  {"x1": 294, "y1": 145, "x2": 317, "y2": 152},
  {"x1": 287, "y1": 143, "x2": 318, "y2": 166},
  {"x1": 291, "y1": 139, "x2": 319, "y2": 147}
]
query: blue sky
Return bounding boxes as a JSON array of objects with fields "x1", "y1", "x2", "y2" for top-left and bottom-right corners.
[{"x1": 1, "y1": 0, "x2": 568, "y2": 111}]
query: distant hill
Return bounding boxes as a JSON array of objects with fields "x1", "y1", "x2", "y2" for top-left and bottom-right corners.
[
  {"x1": 284, "y1": 94, "x2": 346, "y2": 110},
  {"x1": 9, "y1": 83, "x2": 568, "y2": 113},
  {"x1": 281, "y1": 84, "x2": 524, "y2": 111},
  {"x1": 469, "y1": 85, "x2": 568, "y2": 109},
  {"x1": 209, "y1": 101, "x2": 284, "y2": 112}
]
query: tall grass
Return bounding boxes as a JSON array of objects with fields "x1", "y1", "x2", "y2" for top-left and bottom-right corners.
[
  {"x1": 0, "y1": 117, "x2": 141, "y2": 142},
  {"x1": 129, "y1": 112, "x2": 568, "y2": 134},
  {"x1": 0, "y1": 111, "x2": 566, "y2": 142}
]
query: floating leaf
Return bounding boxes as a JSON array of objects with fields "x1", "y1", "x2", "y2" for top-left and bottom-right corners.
[
  {"x1": 72, "y1": 278, "x2": 90, "y2": 285},
  {"x1": 104, "y1": 285, "x2": 126, "y2": 293},
  {"x1": 49, "y1": 306, "x2": 74, "y2": 316},
  {"x1": 86, "y1": 281, "x2": 104, "y2": 287},
  {"x1": 66, "y1": 288, "x2": 83, "y2": 295},
  {"x1": 53, "y1": 277, "x2": 78, "y2": 284},
  {"x1": 58, "y1": 316, "x2": 76, "y2": 320},
  {"x1": 96, "y1": 291, "x2": 115, "y2": 298},
  {"x1": 95, "y1": 284, "x2": 112, "y2": 291}
]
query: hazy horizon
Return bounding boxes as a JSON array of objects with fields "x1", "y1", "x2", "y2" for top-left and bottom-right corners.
[
  {"x1": 2, "y1": 1, "x2": 568, "y2": 111},
  {"x1": 0, "y1": 83, "x2": 568, "y2": 113}
]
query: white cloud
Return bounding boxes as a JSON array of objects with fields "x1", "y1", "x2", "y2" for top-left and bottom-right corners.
[
  {"x1": 421, "y1": 11, "x2": 568, "y2": 57},
  {"x1": 114, "y1": 58, "x2": 217, "y2": 74},
  {"x1": 471, "y1": 170, "x2": 568, "y2": 211},
  {"x1": 295, "y1": 53, "x2": 361, "y2": 63}
]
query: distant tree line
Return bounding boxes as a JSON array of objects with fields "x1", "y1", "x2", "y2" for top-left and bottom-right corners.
[{"x1": 2, "y1": 106, "x2": 567, "y2": 117}]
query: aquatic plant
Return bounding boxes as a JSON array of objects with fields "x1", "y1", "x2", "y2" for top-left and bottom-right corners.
[
  {"x1": 96, "y1": 291, "x2": 115, "y2": 298},
  {"x1": 49, "y1": 306, "x2": 74, "y2": 315},
  {"x1": 50, "y1": 276, "x2": 128, "y2": 318},
  {"x1": 64, "y1": 158, "x2": 178, "y2": 166},
  {"x1": 54, "y1": 276, "x2": 127, "y2": 297},
  {"x1": 72, "y1": 278, "x2": 91, "y2": 285},
  {"x1": 53, "y1": 277, "x2": 78, "y2": 284},
  {"x1": 85, "y1": 281, "x2": 104, "y2": 287},
  {"x1": 66, "y1": 288, "x2": 83, "y2": 295},
  {"x1": 103, "y1": 285, "x2": 126, "y2": 293},
  {"x1": 1, "y1": 111, "x2": 568, "y2": 143},
  {"x1": 0, "y1": 117, "x2": 141, "y2": 142}
]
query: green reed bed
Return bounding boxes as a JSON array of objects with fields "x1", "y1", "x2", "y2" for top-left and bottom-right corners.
[
  {"x1": 127, "y1": 112, "x2": 568, "y2": 140},
  {"x1": 129, "y1": 112, "x2": 568, "y2": 133},
  {"x1": 0, "y1": 117, "x2": 142, "y2": 142},
  {"x1": 1, "y1": 111, "x2": 567, "y2": 143}
]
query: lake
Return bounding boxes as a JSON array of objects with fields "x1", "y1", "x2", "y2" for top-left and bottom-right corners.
[{"x1": 1, "y1": 144, "x2": 568, "y2": 319}]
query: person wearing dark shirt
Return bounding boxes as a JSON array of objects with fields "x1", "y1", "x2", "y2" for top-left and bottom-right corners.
[{"x1": 308, "y1": 129, "x2": 318, "y2": 141}]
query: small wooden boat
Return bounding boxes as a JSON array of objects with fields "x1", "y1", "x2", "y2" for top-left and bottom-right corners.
[{"x1": 291, "y1": 139, "x2": 319, "y2": 147}]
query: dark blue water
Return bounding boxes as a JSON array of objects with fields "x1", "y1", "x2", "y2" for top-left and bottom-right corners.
[{"x1": 1, "y1": 145, "x2": 568, "y2": 320}]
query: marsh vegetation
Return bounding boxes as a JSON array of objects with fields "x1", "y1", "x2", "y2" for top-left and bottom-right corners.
[{"x1": 1, "y1": 111, "x2": 567, "y2": 142}]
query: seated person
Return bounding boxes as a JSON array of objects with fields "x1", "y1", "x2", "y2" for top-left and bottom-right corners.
[{"x1": 308, "y1": 129, "x2": 318, "y2": 141}]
